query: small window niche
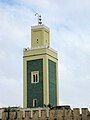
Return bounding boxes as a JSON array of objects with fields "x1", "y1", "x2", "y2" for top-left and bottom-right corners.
[
  {"x1": 33, "y1": 99, "x2": 37, "y2": 107},
  {"x1": 37, "y1": 39, "x2": 38, "y2": 43},
  {"x1": 31, "y1": 71, "x2": 39, "y2": 83}
]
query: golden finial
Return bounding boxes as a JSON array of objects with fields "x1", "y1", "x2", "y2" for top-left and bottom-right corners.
[{"x1": 35, "y1": 13, "x2": 42, "y2": 25}]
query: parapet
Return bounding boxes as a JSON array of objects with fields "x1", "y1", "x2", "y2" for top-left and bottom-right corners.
[{"x1": 1, "y1": 106, "x2": 90, "y2": 120}]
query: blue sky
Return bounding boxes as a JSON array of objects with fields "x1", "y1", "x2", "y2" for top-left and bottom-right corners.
[
  {"x1": 0, "y1": 0, "x2": 90, "y2": 108},
  {"x1": 1, "y1": 0, "x2": 15, "y2": 5}
]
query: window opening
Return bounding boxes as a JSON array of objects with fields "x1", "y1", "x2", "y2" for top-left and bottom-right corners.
[
  {"x1": 33, "y1": 99, "x2": 37, "y2": 107},
  {"x1": 36, "y1": 74, "x2": 38, "y2": 82},
  {"x1": 31, "y1": 71, "x2": 39, "y2": 83},
  {"x1": 33, "y1": 75, "x2": 35, "y2": 82},
  {"x1": 37, "y1": 39, "x2": 38, "y2": 43}
]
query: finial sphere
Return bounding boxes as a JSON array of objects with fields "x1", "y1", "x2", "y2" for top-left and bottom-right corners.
[{"x1": 35, "y1": 13, "x2": 42, "y2": 25}]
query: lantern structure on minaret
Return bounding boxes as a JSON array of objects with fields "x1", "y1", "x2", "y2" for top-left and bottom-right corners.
[{"x1": 23, "y1": 15, "x2": 59, "y2": 108}]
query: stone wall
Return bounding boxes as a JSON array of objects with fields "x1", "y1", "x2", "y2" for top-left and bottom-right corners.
[{"x1": 1, "y1": 106, "x2": 90, "y2": 120}]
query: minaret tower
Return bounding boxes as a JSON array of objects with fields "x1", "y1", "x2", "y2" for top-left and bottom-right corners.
[{"x1": 23, "y1": 14, "x2": 59, "y2": 108}]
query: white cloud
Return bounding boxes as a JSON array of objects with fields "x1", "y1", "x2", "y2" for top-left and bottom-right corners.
[
  {"x1": 0, "y1": 76, "x2": 22, "y2": 107},
  {"x1": 0, "y1": 0, "x2": 90, "y2": 108}
]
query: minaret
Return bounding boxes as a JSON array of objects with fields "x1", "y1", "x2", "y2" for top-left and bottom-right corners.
[{"x1": 23, "y1": 15, "x2": 59, "y2": 108}]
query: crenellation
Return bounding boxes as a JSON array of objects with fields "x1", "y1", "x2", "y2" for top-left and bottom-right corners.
[
  {"x1": 49, "y1": 110, "x2": 55, "y2": 118},
  {"x1": 73, "y1": 108, "x2": 80, "y2": 120},
  {"x1": 65, "y1": 109, "x2": 72, "y2": 120},
  {"x1": 41, "y1": 110, "x2": 47, "y2": 119},
  {"x1": 9, "y1": 111, "x2": 16, "y2": 119},
  {"x1": 33, "y1": 110, "x2": 39, "y2": 120},
  {"x1": 1, "y1": 107, "x2": 90, "y2": 120},
  {"x1": 56, "y1": 110, "x2": 62, "y2": 120},
  {"x1": 2, "y1": 112, "x2": 8, "y2": 120},
  {"x1": 82, "y1": 108, "x2": 89, "y2": 115},
  {"x1": 25, "y1": 111, "x2": 30, "y2": 119},
  {"x1": 17, "y1": 111, "x2": 23, "y2": 119},
  {"x1": 82, "y1": 108, "x2": 89, "y2": 120}
]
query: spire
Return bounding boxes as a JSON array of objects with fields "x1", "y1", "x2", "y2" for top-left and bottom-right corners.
[{"x1": 35, "y1": 13, "x2": 42, "y2": 25}]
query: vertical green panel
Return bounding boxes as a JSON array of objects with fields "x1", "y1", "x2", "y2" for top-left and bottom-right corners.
[
  {"x1": 48, "y1": 59, "x2": 57, "y2": 106},
  {"x1": 27, "y1": 59, "x2": 43, "y2": 108}
]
